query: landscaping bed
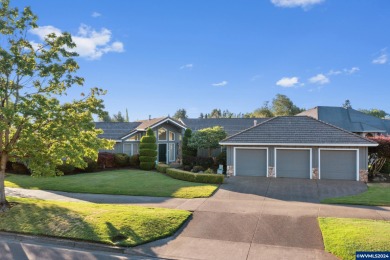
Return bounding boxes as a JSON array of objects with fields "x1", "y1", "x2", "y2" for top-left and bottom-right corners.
[
  {"x1": 319, "y1": 217, "x2": 390, "y2": 260},
  {"x1": 0, "y1": 197, "x2": 191, "y2": 247},
  {"x1": 321, "y1": 183, "x2": 390, "y2": 206},
  {"x1": 5, "y1": 170, "x2": 218, "y2": 198}
]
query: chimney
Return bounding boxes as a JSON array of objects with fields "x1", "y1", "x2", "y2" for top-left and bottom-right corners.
[
  {"x1": 149, "y1": 115, "x2": 151, "y2": 120},
  {"x1": 254, "y1": 120, "x2": 257, "y2": 126}
]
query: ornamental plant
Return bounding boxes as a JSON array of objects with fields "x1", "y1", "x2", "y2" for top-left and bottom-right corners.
[
  {"x1": 139, "y1": 128, "x2": 157, "y2": 170},
  {"x1": 368, "y1": 136, "x2": 390, "y2": 175}
]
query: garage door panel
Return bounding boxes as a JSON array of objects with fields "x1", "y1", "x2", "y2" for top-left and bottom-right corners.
[
  {"x1": 320, "y1": 150, "x2": 356, "y2": 180},
  {"x1": 236, "y1": 149, "x2": 267, "y2": 176},
  {"x1": 276, "y1": 149, "x2": 310, "y2": 179}
]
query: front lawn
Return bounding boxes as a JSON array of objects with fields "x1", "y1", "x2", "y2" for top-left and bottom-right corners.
[
  {"x1": 5, "y1": 170, "x2": 218, "y2": 198},
  {"x1": 319, "y1": 217, "x2": 390, "y2": 260},
  {"x1": 321, "y1": 183, "x2": 390, "y2": 206},
  {"x1": 1, "y1": 197, "x2": 191, "y2": 247}
]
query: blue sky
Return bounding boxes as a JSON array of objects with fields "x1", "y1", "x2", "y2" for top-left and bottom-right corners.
[{"x1": 14, "y1": 0, "x2": 390, "y2": 119}]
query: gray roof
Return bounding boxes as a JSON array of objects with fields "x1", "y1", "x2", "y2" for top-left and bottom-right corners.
[
  {"x1": 298, "y1": 106, "x2": 390, "y2": 134},
  {"x1": 220, "y1": 116, "x2": 377, "y2": 146},
  {"x1": 94, "y1": 122, "x2": 141, "y2": 140},
  {"x1": 181, "y1": 118, "x2": 269, "y2": 136}
]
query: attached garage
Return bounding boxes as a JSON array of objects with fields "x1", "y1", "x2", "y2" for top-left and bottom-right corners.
[
  {"x1": 319, "y1": 149, "x2": 358, "y2": 180},
  {"x1": 234, "y1": 148, "x2": 267, "y2": 176},
  {"x1": 275, "y1": 149, "x2": 311, "y2": 179}
]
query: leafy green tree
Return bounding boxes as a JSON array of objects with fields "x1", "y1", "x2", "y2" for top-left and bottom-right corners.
[
  {"x1": 343, "y1": 99, "x2": 352, "y2": 109},
  {"x1": 112, "y1": 111, "x2": 125, "y2": 122},
  {"x1": 139, "y1": 128, "x2": 157, "y2": 170},
  {"x1": 359, "y1": 109, "x2": 389, "y2": 119},
  {"x1": 182, "y1": 129, "x2": 197, "y2": 157},
  {"x1": 210, "y1": 109, "x2": 222, "y2": 118},
  {"x1": 188, "y1": 126, "x2": 227, "y2": 157},
  {"x1": 0, "y1": 0, "x2": 113, "y2": 211},
  {"x1": 252, "y1": 101, "x2": 274, "y2": 118},
  {"x1": 272, "y1": 94, "x2": 304, "y2": 116},
  {"x1": 99, "y1": 111, "x2": 112, "y2": 122},
  {"x1": 173, "y1": 108, "x2": 187, "y2": 119}
]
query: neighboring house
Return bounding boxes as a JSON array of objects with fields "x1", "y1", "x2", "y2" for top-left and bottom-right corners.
[
  {"x1": 219, "y1": 116, "x2": 377, "y2": 181},
  {"x1": 298, "y1": 106, "x2": 390, "y2": 137},
  {"x1": 95, "y1": 117, "x2": 186, "y2": 164}
]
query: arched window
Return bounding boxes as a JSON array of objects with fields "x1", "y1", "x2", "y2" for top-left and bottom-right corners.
[{"x1": 158, "y1": 128, "x2": 167, "y2": 141}]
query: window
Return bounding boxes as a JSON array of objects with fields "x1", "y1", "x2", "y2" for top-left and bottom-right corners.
[
  {"x1": 123, "y1": 143, "x2": 132, "y2": 155},
  {"x1": 127, "y1": 133, "x2": 140, "y2": 141},
  {"x1": 169, "y1": 132, "x2": 175, "y2": 141},
  {"x1": 158, "y1": 128, "x2": 167, "y2": 141},
  {"x1": 132, "y1": 143, "x2": 139, "y2": 155},
  {"x1": 168, "y1": 143, "x2": 175, "y2": 162}
]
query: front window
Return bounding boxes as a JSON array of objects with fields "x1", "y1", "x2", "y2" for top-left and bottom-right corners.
[
  {"x1": 169, "y1": 132, "x2": 175, "y2": 141},
  {"x1": 168, "y1": 143, "x2": 175, "y2": 162},
  {"x1": 127, "y1": 133, "x2": 140, "y2": 141},
  {"x1": 158, "y1": 128, "x2": 167, "y2": 141}
]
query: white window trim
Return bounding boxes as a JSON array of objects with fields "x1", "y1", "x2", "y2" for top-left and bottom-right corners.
[
  {"x1": 169, "y1": 131, "x2": 175, "y2": 141},
  {"x1": 318, "y1": 148, "x2": 359, "y2": 181},
  {"x1": 233, "y1": 147, "x2": 268, "y2": 177},
  {"x1": 158, "y1": 128, "x2": 167, "y2": 141},
  {"x1": 220, "y1": 142, "x2": 377, "y2": 147},
  {"x1": 274, "y1": 148, "x2": 312, "y2": 179},
  {"x1": 168, "y1": 143, "x2": 175, "y2": 162}
]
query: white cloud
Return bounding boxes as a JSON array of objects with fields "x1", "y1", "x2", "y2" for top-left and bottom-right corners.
[
  {"x1": 180, "y1": 64, "x2": 193, "y2": 70},
  {"x1": 30, "y1": 24, "x2": 124, "y2": 60},
  {"x1": 372, "y1": 49, "x2": 388, "y2": 65},
  {"x1": 309, "y1": 73, "x2": 330, "y2": 85},
  {"x1": 328, "y1": 69, "x2": 342, "y2": 76},
  {"x1": 344, "y1": 67, "x2": 360, "y2": 74},
  {"x1": 92, "y1": 12, "x2": 101, "y2": 18},
  {"x1": 212, "y1": 81, "x2": 228, "y2": 87},
  {"x1": 276, "y1": 77, "x2": 299, "y2": 87},
  {"x1": 328, "y1": 67, "x2": 360, "y2": 76},
  {"x1": 271, "y1": 0, "x2": 324, "y2": 9}
]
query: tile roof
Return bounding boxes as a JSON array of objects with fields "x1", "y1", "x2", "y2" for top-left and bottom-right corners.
[
  {"x1": 220, "y1": 116, "x2": 377, "y2": 146},
  {"x1": 94, "y1": 122, "x2": 141, "y2": 140},
  {"x1": 181, "y1": 118, "x2": 269, "y2": 136}
]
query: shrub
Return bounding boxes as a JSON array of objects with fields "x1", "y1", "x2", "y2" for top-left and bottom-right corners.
[
  {"x1": 204, "y1": 168, "x2": 214, "y2": 174},
  {"x1": 192, "y1": 166, "x2": 204, "y2": 173},
  {"x1": 165, "y1": 168, "x2": 224, "y2": 184},
  {"x1": 114, "y1": 153, "x2": 129, "y2": 167},
  {"x1": 216, "y1": 150, "x2": 227, "y2": 174},
  {"x1": 380, "y1": 160, "x2": 390, "y2": 173},
  {"x1": 97, "y1": 152, "x2": 115, "y2": 168},
  {"x1": 139, "y1": 128, "x2": 157, "y2": 170},
  {"x1": 11, "y1": 162, "x2": 30, "y2": 175},
  {"x1": 183, "y1": 156, "x2": 214, "y2": 169},
  {"x1": 129, "y1": 154, "x2": 140, "y2": 167},
  {"x1": 183, "y1": 165, "x2": 192, "y2": 171},
  {"x1": 56, "y1": 163, "x2": 75, "y2": 175},
  {"x1": 156, "y1": 163, "x2": 170, "y2": 173},
  {"x1": 183, "y1": 128, "x2": 197, "y2": 157},
  {"x1": 77, "y1": 158, "x2": 98, "y2": 173}
]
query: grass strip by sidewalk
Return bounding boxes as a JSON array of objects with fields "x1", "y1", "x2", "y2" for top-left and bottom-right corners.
[
  {"x1": 319, "y1": 217, "x2": 390, "y2": 260},
  {"x1": 0, "y1": 197, "x2": 191, "y2": 247},
  {"x1": 321, "y1": 183, "x2": 390, "y2": 206},
  {"x1": 5, "y1": 170, "x2": 218, "y2": 198}
]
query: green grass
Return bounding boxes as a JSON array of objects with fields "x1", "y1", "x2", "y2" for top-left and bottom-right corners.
[
  {"x1": 319, "y1": 217, "x2": 390, "y2": 260},
  {"x1": 5, "y1": 170, "x2": 218, "y2": 199},
  {"x1": 321, "y1": 183, "x2": 390, "y2": 206},
  {"x1": 1, "y1": 197, "x2": 191, "y2": 247}
]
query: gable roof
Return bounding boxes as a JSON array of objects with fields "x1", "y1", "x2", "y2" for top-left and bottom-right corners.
[
  {"x1": 181, "y1": 118, "x2": 269, "y2": 136},
  {"x1": 220, "y1": 116, "x2": 377, "y2": 146},
  {"x1": 298, "y1": 106, "x2": 390, "y2": 134},
  {"x1": 94, "y1": 122, "x2": 141, "y2": 140}
]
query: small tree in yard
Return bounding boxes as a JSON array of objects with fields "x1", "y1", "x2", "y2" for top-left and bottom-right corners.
[
  {"x1": 139, "y1": 128, "x2": 157, "y2": 170},
  {"x1": 368, "y1": 136, "x2": 390, "y2": 176},
  {"x1": 188, "y1": 126, "x2": 227, "y2": 157},
  {"x1": 182, "y1": 128, "x2": 197, "y2": 157},
  {"x1": 0, "y1": 0, "x2": 114, "y2": 211}
]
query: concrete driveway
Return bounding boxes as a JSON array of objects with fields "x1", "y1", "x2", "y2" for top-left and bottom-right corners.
[{"x1": 128, "y1": 177, "x2": 389, "y2": 260}]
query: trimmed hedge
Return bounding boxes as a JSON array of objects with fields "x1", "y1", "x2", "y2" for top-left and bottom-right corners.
[
  {"x1": 156, "y1": 163, "x2": 170, "y2": 173},
  {"x1": 139, "y1": 149, "x2": 157, "y2": 157},
  {"x1": 129, "y1": 154, "x2": 140, "y2": 167},
  {"x1": 139, "y1": 156, "x2": 156, "y2": 163},
  {"x1": 140, "y1": 162, "x2": 155, "y2": 170},
  {"x1": 165, "y1": 168, "x2": 224, "y2": 184},
  {"x1": 139, "y1": 143, "x2": 157, "y2": 150},
  {"x1": 114, "y1": 153, "x2": 129, "y2": 167},
  {"x1": 183, "y1": 155, "x2": 214, "y2": 169},
  {"x1": 139, "y1": 128, "x2": 157, "y2": 170}
]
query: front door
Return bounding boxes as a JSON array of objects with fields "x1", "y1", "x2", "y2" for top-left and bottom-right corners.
[{"x1": 158, "y1": 144, "x2": 167, "y2": 163}]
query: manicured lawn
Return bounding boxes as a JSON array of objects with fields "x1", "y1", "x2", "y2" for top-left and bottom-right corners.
[
  {"x1": 321, "y1": 183, "x2": 390, "y2": 206},
  {"x1": 5, "y1": 170, "x2": 218, "y2": 198},
  {"x1": 319, "y1": 217, "x2": 390, "y2": 260},
  {"x1": 0, "y1": 197, "x2": 191, "y2": 247}
]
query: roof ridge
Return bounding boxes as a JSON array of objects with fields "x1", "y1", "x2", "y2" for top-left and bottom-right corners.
[{"x1": 220, "y1": 117, "x2": 278, "y2": 142}]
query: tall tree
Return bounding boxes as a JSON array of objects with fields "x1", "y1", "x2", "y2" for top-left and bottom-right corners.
[
  {"x1": 210, "y1": 108, "x2": 222, "y2": 118},
  {"x1": 188, "y1": 126, "x2": 227, "y2": 157},
  {"x1": 252, "y1": 101, "x2": 274, "y2": 118},
  {"x1": 359, "y1": 109, "x2": 389, "y2": 119},
  {"x1": 343, "y1": 99, "x2": 352, "y2": 109},
  {"x1": 112, "y1": 111, "x2": 125, "y2": 122},
  {"x1": 125, "y1": 108, "x2": 129, "y2": 122},
  {"x1": 173, "y1": 108, "x2": 187, "y2": 119},
  {"x1": 199, "y1": 113, "x2": 204, "y2": 119},
  {"x1": 271, "y1": 94, "x2": 304, "y2": 116},
  {"x1": 0, "y1": 0, "x2": 113, "y2": 211}
]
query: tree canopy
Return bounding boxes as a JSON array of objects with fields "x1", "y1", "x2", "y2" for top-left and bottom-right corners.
[
  {"x1": 359, "y1": 109, "x2": 389, "y2": 119},
  {"x1": 173, "y1": 108, "x2": 187, "y2": 119},
  {"x1": 0, "y1": 0, "x2": 113, "y2": 210},
  {"x1": 188, "y1": 126, "x2": 227, "y2": 157}
]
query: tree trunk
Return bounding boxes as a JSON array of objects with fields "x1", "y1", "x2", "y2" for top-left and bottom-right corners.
[{"x1": 0, "y1": 154, "x2": 10, "y2": 212}]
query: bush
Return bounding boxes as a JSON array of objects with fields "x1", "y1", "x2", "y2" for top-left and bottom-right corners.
[
  {"x1": 77, "y1": 158, "x2": 98, "y2": 173},
  {"x1": 56, "y1": 163, "x2": 75, "y2": 175},
  {"x1": 156, "y1": 163, "x2": 170, "y2": 173},
  {"x1": 216, "y1": 150, "x2": 226, "y2": 174},
  {"x1": 183, "y1": 128, "x2": 197, "y2": 157},
  {"x1": 192, "y1": 166, "x2": 204, "y2": 173},
  {"x1": 380, "y1": 160, "x2": 390, "y2": 173},
  {"x1": 139, "y1": 128, "x2": 157, "y2": 171},
  {"x1": 98, "y1": 152, "x2": 115, "y2": 168},
  {"x1": 129, "y1": 154, "x2": 140, "y2": 167},
  {"x1": 11, "y1": 162, "x2": 30, "y2": 175},
  {"x1": 114, "y1": 153, "x2": 129, "y2": 167},
  {"x1": 183, "y1": 155, "x2": 214, "y2": 169},
  {"x1": 165, "y1": 168, "x2": 224, "y2": 184},
  {"x1": 204, "y1": 168, "x2": 214, "y2": 174},
  {"x1": 183, "y1": 165, "x2": 192, "y2": 171}
]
